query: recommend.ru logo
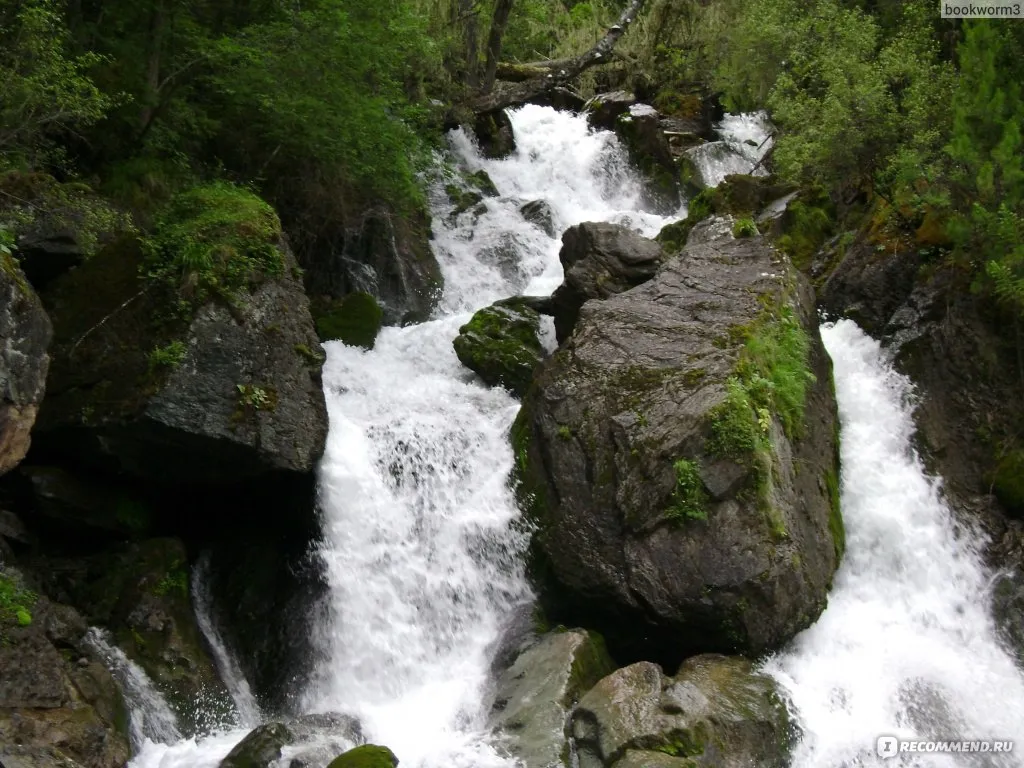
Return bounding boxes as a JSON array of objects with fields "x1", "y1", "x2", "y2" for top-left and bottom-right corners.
[{"x1": 877, "y1": 736, "x2": 1015, "y2": 758}]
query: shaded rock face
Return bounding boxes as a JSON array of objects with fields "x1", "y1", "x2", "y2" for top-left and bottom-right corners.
[
  {"x1": 571, "y1": 657, "x2": 792, "y2": 768},
  {"x1": 520, "y1": 200, "x2": 557, "y2": 238},
  {"x1": 1, "y1": 255, "x2": 52, "y2": 476},
  {"x1": 303, "y1": 208, "x2": 442, "y2": 327},
  {"x1": 584, "y1": 91, "x2": 638, "y2": 131},
  {"x1": 615, "y1": 105, "x2": 681, "y2": 215},
  {"x1": 517, "y1": 218, "x2": 841, "y2": 666},
  {"x1": 0, "y1": 585, "x2": 131, "y2": 768},
  {"x1": 473, "y1": 110, "x2": 517, "y2": 160},
  {"x1": 551, "y1": 223, "x2": 664, "y2": 343},
  {"x1": 26, "y1": 538, "x2": 232, "y2": 734},
  {"x1": 34, "y1": 238, "x2": 327, "y2": 486},
  {"x1": 489, "y1": 629, "x2": 616, "y2": 768},
  {"x1": 453, "y1": 299, "x2": 545, "y2": 398}
]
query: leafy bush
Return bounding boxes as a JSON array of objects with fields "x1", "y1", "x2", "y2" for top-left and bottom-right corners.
[
  {"x1": 148, "y1": 341, "x2": 187, "y2": 372},
  {"x1": 667, "y1": 458, "x2": 709, "y2": 522},
  {"x1": 732, "y1": 217, "x2": 758, "y2": 238},
  {"x1": 0, "y1": 571, "x2": 36, "y2": 633}
]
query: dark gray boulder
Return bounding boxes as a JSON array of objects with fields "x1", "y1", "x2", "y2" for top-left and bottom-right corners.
[
  {"x1": 520, "y1": 200, "x2": 557, "y2": 238},
  {"x1": 614, "y1": 105, "x2": 681, "y2": 215},
  {"x1": 584, "y1": 91, "x2": 638, "y2": 131},
  {"x1": 35, "y1": 237, "x2": 327, "y2": 485},
  {"x1": 515, "y1": 217, "x2": 842, "y2": 666},
  {"x1": 550, "y1": 223, "x2": 664, "y2": 343},
  {"x1": 453, "y1": 299, "x2": 545, "y2": 398},
  {"x1": 219, "y1": 722, "x2": 294, "y2": 768},
  {"x1": 489, "y1": 629, "x2": 615, "y2": 768},
  {"x1": 1, "y1": 253, "x2": 51, "y2": 476},
  {"x1": 571, "y1": 657, "x2": 793, "y2": 768}
]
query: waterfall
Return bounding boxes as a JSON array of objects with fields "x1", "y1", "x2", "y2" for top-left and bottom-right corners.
[
  {"x1": 85, "y1": 628, "x2": 182, "y2": 752},
  {"x1": 192, "y1": 552, "x2": 263, "y2": 728},
  {"x1": 125, "y1": 104, "x2": 680, "y2": 768},
  {"x1": 299, "y1": 104, "x2": 681, "y2": 767},
  {"x1": 763, "y1": 320, "x2": 1024, "y2": 766}
]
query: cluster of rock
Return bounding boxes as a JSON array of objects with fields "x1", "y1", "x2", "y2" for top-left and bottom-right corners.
[{"x1": 450, "y1": 171, "x2": 843, "y2": 767}]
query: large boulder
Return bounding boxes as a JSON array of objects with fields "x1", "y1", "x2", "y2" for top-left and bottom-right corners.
[
  {"x1": 34, "y1": 188, "x2": 327, "y2": 485},
  {"x1": 1, "y1": 252, "x2": 51, "y2": 476},
  {"x1": 584, "y1": 91, "x2": 638, "y2": 131},
  {"x1": 453, "y1": 299, "x2": 544, "y2": 398},
  {"x1": 328, "y1": 745, "x2": 399, "y2": 768},
  {"x1": 614, "y1": 105, "x2": 680, "y2": 215},
  {"x1": 489, "y1": 629, "x2": 615, "y2": 768},
  {"x1": 515, "y1": 217, "x2": 842, "y2": 666},
  {"x1": 571, "y1": 657, "x2": 793, "y2": 768},
  {"x1": 550, "y1": 223, "x2": 664, "y2": 343},
  {"x1": 0, "y1": 574, "x2": 131, "y2": 768}
]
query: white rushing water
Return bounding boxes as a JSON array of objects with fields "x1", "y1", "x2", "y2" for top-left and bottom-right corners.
[
  {"x1": 126, "y1": 105, "x2": 680, "y2": 768},
  {"x1": 85, "y1": 628, "x2": 183, "y2": 752},
  {"x1": 764, "y1": 320, "x2": 1024, "y2": 767}
]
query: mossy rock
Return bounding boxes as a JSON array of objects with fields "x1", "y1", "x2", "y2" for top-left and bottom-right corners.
[
  {"x1": 327, "y1": 745, "x2": 399, "y2": 768},
  {"x1": 453, "y1": 299, "x2": 543, "y2": 398},
  {"x1": 314, "y1": 291, "x2": 384, "y2": 349},
  {"x1": 993, "y1": 449, "x2": 1024, "y2": 518},
  {"x1": 219, "y1": 723, "x2": 294, "y2": 768}
]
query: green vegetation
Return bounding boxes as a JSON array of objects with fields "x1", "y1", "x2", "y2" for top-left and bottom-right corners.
[
  {"x1": 237, "y1": 384, "x2": 276, "y2": 412},
  {"x1": 143, "y1": 183, "x2": 283, "y2": 311},
  {"x1": 294, "y1": 343, "x2": 325, "y2": 366},
  {"x1": 315, "y1": 292, "x2": 385, "y2": 349},
  {"x1": 154, "y1": 567, "x2": 189, "y2": 598},
  {"x1": 148, "y1": 341, "x2": 187, "y2": 372},
  {"x1": 732, "y1": 217, "x2": 758, "y2": 238},
  {"x1": 0, "y1": 571, "x2": 36, "y2": 634},
  {"x1": 667, "y1": 458, "x2": 709, "y2": 522}
]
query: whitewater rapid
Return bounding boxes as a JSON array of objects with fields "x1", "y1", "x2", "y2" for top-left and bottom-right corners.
[{"x1": 765, "y1": 320, "x2": 1024, "y2": 767}]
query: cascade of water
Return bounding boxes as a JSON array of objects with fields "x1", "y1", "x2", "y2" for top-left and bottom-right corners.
[
  {"x1": 192, "y1": 553, "x2": 263, "y2": 728},
  {"x1": 126, "y1": 104, "x2": 680, "y2": 768},
  {"x1": 85, "y1": 628, "x2": 183, "y2": 752},
  {"x1": 764, "y1": 320, "x2": 1024, "y2": 767}
]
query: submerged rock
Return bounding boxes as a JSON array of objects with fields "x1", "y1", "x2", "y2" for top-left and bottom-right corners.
[
  {"x1": 327, "y1": 744, "x2": 399, "y2": 768},
  {"x1": 1, "y1": 252, "x2": 51, "y2": 476},
  {"x1": 453, "y1": 299, "x2": 544, "y2": 398},
  {"x1": 489, "y1": 629, "x2": 615, "y2": 768},
  {"x1": 516, "y1": 217, "x2": 842, "y2": 666},
  {"x1": 520, "y1": 200, "x2": 557, "y2": 238},
  {"x1": 550, "y1": 222, "x2": 664, "y2": 343},
  {"x1": 572, "y1": 656, "x2": 792, "y2": 768},
  {"x1": 219, "y1": 722, "x2": 294, "y2": 768}
]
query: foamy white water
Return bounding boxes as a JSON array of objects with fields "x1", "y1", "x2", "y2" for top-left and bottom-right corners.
[
  {"x1": 126, "y1": 105, "x2": 680, "y2": 768},
  {"x1": 85, "y1": 628, "x2": 182, "y2": 752},
  {"x1": 685, "y1": 110, "x2": 774, "y2": 188},
  {"x1": 764, "y1": 320, "x2": 1024, "y2": 767}
]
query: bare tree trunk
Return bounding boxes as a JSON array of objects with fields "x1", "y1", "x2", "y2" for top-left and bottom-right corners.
[
  {"x1": 459, "y1": 0, "x2": 481, "y2": 88},
  {"x1": 139, "y1": 3, "x2": 165, "y2": 131},
  {"x1": 470, "y1": 0, "x2": 647, "y2": 114},
  {"x1": 482, "y1": 0, "x2": 515, "y2": 92}
]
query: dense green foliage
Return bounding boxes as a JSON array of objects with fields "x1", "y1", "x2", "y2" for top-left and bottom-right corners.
[
  {"x1": 0, "y1": 570, "x2": 35, "y2": 632},
  {"x1": 143, "y1": 182, "x2": 283, "y2": 310},
  {"x1": 667, "y1": 458, "x2": 709, "y2": 522}
]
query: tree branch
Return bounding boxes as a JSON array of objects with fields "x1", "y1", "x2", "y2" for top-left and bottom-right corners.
[{"x1": 470, "y1": 0, "x2": 646, "y2": 114}]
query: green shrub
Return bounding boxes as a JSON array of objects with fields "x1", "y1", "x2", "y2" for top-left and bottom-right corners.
[
  {"x1": 0, "y1": 571, "x2": 36, "y2": 634},
  {"x1": 667, "y1": 458, "x2": 709, "y2": 522},
  {"x1": 732, "y1": 217, "x2": 758, "y2": 238},
  {"x1": 143, "y1": 182, "x2": 283, "y2": 309},
  {"x1": 148, "y1": 340, "x2": 187, "y2": 372}
]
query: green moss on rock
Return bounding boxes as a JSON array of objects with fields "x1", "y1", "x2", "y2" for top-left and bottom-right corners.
[
  {"x1": 993, "y1": 449, "x2": 1024, "y2": 517},
  {"x1": 143, "y1": 182, "x2": 283, "y2": 311},
  {"x1": 452, "y1": 300, "x2": 543, "y2": 397},
  {"x1": 314, "y1": 291, "x2": 384, "y2": 348},
  {"x1": 327, "y1": 745, "x2": 399, "y2": 768},
  {"x1": 667, "y1": 459, "x2": 709, "y2": 522}
]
